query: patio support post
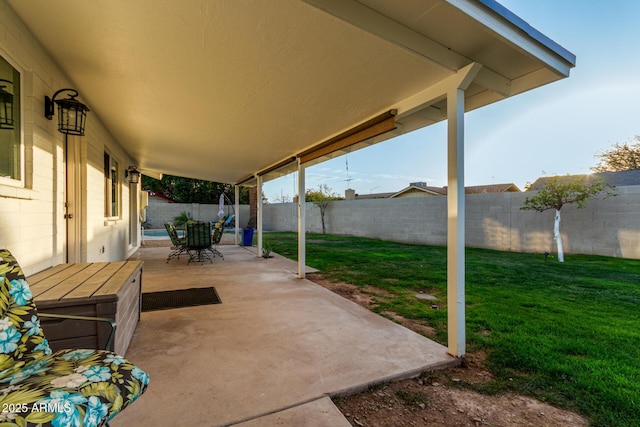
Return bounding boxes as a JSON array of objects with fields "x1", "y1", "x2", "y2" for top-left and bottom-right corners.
[
  {"x1": 234, "y1": 185, "x2": 240, "y2": 245},
  {"x1": 446, "y1": 87, "x2": 466, "y2": 357},
  {"x1": 297, "y1": 159, "x2": 306, "y2": 279},
  {"x1": 257, "y1": 175, "x2": 263, "y2": 258}
]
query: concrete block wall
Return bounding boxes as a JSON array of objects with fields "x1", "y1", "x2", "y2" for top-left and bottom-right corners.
[
  {"x1": 261, "y1": 186, "x2": 640, "y2": 259},
  {"x1": 145, "y1": 203, "x2": 250, "y2": 230}
]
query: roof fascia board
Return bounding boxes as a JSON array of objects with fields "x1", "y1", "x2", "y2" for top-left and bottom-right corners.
[
  {"x1": 447, "y1": 0, "x2": 576, "y2": 76},
  {"x1": 303, "y1": 0, "x2": 511, "y2": 96},
  {"x1": 476, "y1": 0, "x2": 576, "y2": 65}
]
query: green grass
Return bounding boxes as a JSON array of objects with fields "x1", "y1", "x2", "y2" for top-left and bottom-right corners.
[{"x1": 263, "y1": 232, "x2": 640, "y2": 427}]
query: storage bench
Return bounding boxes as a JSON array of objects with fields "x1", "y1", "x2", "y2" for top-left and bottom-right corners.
[{"x1": 27, "y1": 260, "x2": 143, "y2": 355}]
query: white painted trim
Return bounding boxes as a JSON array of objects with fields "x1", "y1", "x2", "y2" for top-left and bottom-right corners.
[
  {"x1": 444, "y1": 63, "x2": 479, "y2": 358},
  {"x1": 297, "y1": 159, "x2": 306, "y2": 279},
  {"x1": 446, "y1": 0, "x2": 574, "y2": 76},
  {"x1": 257, "y1": 175, "x2": 263, "y2": 258},
  {"x1": 0, "y1": 47, "x2": 25, "y2": 188},
  {"x1": 234, "y1": 185, "x2": 240, "y2": 245},
  {"x1": 446, "y1": 87, "x2": 466, "y2": 357}
]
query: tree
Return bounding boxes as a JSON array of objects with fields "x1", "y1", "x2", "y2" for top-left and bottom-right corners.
[
  {"x1": 142, "y1": 174, "x2": 249, "y2": 204},
  {"x1": 305, "y1": 184, "x2": 342, "y2": 234},
  {"x1": 173, "y1": 211, "x2": 193, "y2": 228},
  {"x1": 592, "y1": 136, "x2": 640, "y2": 172},
  {"x1": 521, "y1": 175, "x2": 615, "y2": 262}
]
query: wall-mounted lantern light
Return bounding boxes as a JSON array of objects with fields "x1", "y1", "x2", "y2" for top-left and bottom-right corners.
[
  {"x1": 44, "y1": 88, "x2": 90, "y2": 136},
  {"x1": 126, "y1": 166, "x2": 141, "y2": 184},
  {"x1": 0, "y1": 79, "x2": 14, "y2": 130}
]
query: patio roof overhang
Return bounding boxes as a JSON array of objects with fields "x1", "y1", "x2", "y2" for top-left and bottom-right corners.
[
  {"x1": 8, "y1": 0, "x2": 574, "y2": 185},
  {"x1": 8, "y1": 0, "x2": 575, "y2": 358}
]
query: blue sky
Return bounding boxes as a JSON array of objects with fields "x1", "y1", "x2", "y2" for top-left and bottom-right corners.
[{"x1": 264, "y1": 0, "x2": 640, "y2": 202}]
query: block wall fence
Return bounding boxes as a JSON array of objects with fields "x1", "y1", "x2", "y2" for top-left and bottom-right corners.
[
  {"x1": 144, "y1": 203, "x2": 250, "y2": 230},
  {"x1": 146, "y1": 186, "x2": 640, "y2": 259}
]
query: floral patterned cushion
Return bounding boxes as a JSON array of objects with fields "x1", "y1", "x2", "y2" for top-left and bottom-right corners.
[{"x1": 0, "y1": 249, "x2": 149, "y2": 426}]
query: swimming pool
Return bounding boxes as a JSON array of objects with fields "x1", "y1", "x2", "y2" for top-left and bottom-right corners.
[{"x1": 143, "y1": 230, "x2": 169, "y2": 237}]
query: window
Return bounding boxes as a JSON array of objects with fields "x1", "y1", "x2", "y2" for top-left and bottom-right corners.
[
  {"x1": 0, "y1": 54, "x2": 21, "y2": 181},
  {"x1": 104, "y1": 152, "x2": 120, "y2": 217}
]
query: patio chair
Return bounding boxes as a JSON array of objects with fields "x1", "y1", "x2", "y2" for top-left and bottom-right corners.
[
  {"x1": 211, "y1": 220, "x2": 225, "y2": 260},
  {"x1": 223, "y1": 214, "x2": 235, "y2": 228},
  {"x1": 165, "y1": 221, "x2": 187, "y2": 263},
  {"x1": 186, "y1": 221, "x2": 213, "y2": 264},
  {"x1": 0, "y1": 249, "x2": 149, "y2": 427}
]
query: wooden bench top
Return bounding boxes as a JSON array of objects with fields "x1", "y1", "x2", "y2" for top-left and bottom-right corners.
[{"x1": 28, "y1": 261, "x2": 143, "y2": 305}]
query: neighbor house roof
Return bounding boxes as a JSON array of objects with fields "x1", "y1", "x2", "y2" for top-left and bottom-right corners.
[
  {"x1": 527, "y1": 170, "x2": 640, "y2": 190},
  {"x1": 355, "y1": 192, "x2": 397, "y2": 200},
  {"x1": 592, "y1": 170, "x2": 640, "y2": 186},
  {"x1": 145, "y1": 191, "x2": 176, "y2": 203},
  {"x1": 7, "y1": 0, "x2": 575, "y2": 185},
  {"x1": 390, "y1": 184, "x2": 448, "y2": 198},
  {"x1": 358, "y1": 182, "x2": 521, "y2": 199},
  {"x1": 463, "y1": 183, "x2": 521, "y2": 194}
]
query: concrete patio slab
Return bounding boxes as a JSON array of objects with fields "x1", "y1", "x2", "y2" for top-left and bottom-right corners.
[
  {"x1": 112, "y1": 244, "x2": 456, "y2": 426},
  {"x1": 234, "y1": 397, "x2": 352, "y2": 427}
]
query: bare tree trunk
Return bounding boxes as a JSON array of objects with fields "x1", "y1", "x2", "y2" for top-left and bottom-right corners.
[
  {"x1": 554, "y1": 209, "x2": 564, "y2": 262},
  {"x1": 320, "y1": 202, "x2": 327, "y2": 234}
]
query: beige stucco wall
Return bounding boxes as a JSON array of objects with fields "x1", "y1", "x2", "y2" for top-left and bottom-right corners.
[
  {"x1": 0, "y1": 4, "x2": 138, "y2": 275},
  {"x1": 263, "y1": 186, "x2": 640, "y2": 259}
]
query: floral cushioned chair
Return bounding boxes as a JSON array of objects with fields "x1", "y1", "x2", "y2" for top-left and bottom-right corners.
[
  {"x1": 211, "y1": 219, "x2": 225, "y2": 261},
  {"x1": 0, "y1": 249, "x2": 149, "y2": 427},
  {"x1": 164, "y1": 221, "x2": 187, "y2": 263}
]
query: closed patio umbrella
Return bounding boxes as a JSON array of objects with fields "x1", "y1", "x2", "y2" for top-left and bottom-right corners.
[{"x1": 217, "y1": 194, "x2": 225, "y2": 220}]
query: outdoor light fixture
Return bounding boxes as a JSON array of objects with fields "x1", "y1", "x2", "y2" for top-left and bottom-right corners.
[
  {"x1": 126, "y1": 166, "x2": 141, "y2": 184},
  {"x1": 44, "y1": 88, "x2": 90, "y2": 136},
  {"x1": 0, "y1": 79, "x2": 14, "y2": 130}
]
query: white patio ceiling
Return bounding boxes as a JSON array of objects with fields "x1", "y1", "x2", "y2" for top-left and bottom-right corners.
[{"x1": 8, "y1": 0, "x2": 575, "y2": 185}]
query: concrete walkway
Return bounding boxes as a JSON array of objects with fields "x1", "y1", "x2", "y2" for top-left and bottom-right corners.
[{"x1": 112, "y1": 244, "x2": 456, "y2": 426}]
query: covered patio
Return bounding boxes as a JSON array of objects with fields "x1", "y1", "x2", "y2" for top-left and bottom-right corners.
[
  {"x1": 112, "y1": 243, "x2": 455, "y2": 426},
  {"x1": 0, "y1": 1, "x2": 580, "y2": 425},
  {"x1": 7, "y1": 0, "x2": 575, "y2": 357}
]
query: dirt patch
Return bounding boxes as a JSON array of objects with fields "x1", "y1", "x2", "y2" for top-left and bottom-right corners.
[
  {"x1": 335, "y1": 376, "x2": 588, "y2": 427},
  {"x1": 306, "y1": 273, "x2": 389, "y2": 310},
  {"x1": 306, "y1": 274, "x2": 588, "y2": 427},
  {"x1": 381, "y1": 311, "x2": 437, "y2": 338}
]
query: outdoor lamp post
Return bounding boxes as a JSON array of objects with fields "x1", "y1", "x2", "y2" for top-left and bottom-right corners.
[
  {"x1": 44, "y1": 88, "x2": 90, "y2": 136},
  {"x1": 0, "y1": 79, "x2": 14, "y2": 130}
]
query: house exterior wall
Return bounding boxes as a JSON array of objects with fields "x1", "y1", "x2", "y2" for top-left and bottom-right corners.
[
  {"x1": 262, "y1": 186, "x2": 640, "y2": 259},
  {"x1": 0, "y1": 4, "x2": 138, "y2": 275}
]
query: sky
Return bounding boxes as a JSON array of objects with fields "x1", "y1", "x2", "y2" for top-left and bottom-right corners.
[{"x1": 263, "y1": 0, "x2": 640, "y2": 202}]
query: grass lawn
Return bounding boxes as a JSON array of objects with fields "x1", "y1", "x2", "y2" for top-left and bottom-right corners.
[{"x1": 263, "y1": 232, "x2": 640, "y2": 427}]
